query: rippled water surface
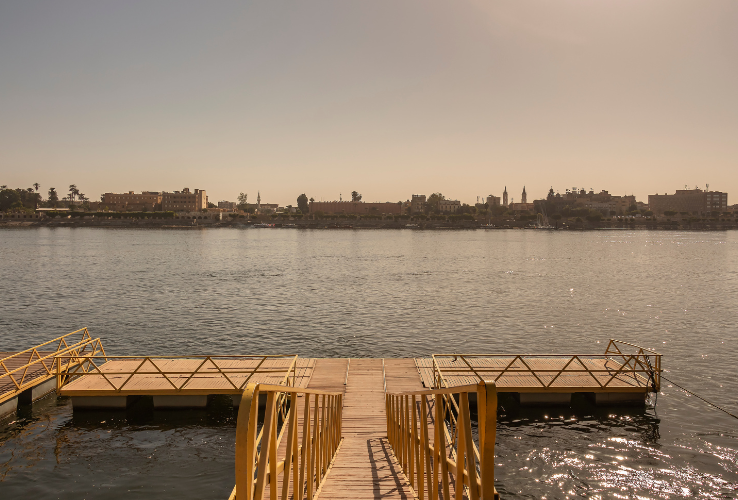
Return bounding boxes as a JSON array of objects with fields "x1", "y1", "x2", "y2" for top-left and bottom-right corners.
[{"x1": 1, "y1": 228, "x2": 737, "y2": 499}]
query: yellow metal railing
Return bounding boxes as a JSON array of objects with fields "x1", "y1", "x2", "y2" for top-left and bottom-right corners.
[
  {"x1": 228, "y1": 384, "x2": 343, "y2": 500},
  {"x1": 386, "y1": 381, "x2": 499, "y2": 500},
  {"x1": 604, "y1": 339, "x2": 661, "y2": 391},
  {"x1": 0, "y1": 328, "x2": 105, "y2": 404},
  {"x1": 431, "y1": 339, "x2": 662, "y2": 393},
  {"x1": 55, "y1": 354, "x2": 299, "y2": 394}
]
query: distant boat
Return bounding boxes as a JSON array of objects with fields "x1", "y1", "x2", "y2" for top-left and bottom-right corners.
[
  {"x1": 534, "y1": 213, "x2": 554, "y2": 229},
  {"x1": 480, "y1": 224, "x2": 496, "y2": 229},
  {"x1": 405, "y1": 223, "x2": 419, "y2": 229},
  {"x1": 252, "y1": 223, "x2": 275, "y2": 228}
]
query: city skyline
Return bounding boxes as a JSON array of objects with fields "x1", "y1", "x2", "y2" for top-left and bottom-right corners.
[{"x1": 1, "y1": 1, "x2": 737, "y2": 204}]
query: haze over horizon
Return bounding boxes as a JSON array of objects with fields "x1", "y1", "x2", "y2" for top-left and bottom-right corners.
[{"x1": 1, "y1": 0, "x2": 736, "y2": 205}]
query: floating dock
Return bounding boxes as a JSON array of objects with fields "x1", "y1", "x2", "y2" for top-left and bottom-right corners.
[
  {"x1": 416, "y1": 340, "x2": 661, "y2": 405},
  {"x1": 2, "y1": 330, "x2": 662, "y2": 500},
  {"x1": 52, "y1": 339, "x2": 659, "y2": 410},
  {"x1": 57, "y1": 354, "x2": 315, "y2": 409}
]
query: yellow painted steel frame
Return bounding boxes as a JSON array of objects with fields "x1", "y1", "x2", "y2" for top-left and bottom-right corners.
[
  {"x1": 55, "y1": 354, "x2": 299, "y2": 395},
  {"x1": 386, "y1": 381, "x2": 499, "y2": 500},
  {"x1": 228, "y1": 384, "x2": 344, "y2": 500},
  {"x1": 0, "y1": 328, "x2": 105, "y2": 404},
  {"x1": 431, "y1": 339, "x2": 662, "y2": 393}
]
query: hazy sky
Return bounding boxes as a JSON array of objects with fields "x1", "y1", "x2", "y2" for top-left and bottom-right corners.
[{"x1": 1, "y1": 1, "x2": 736, "y2": 205}]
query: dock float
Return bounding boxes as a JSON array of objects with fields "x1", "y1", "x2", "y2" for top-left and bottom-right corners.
[
  {"x1": 57, "y1": 354, "x2": 315, "y2": 409},
  {"x1": 0, "y1": 329, "x2": 104, "y2": 419},
  {"x1": 416, "y1": 340, "x2": 661, "y2": 405}
]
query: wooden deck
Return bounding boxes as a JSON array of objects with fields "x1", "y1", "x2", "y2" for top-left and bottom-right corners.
[
  {"x1": 416, "y1": 356, "x2": 653, "y2": 393},
  {"x1": 254, "y1": 358, "x2": 461, "y2": 500},
  {"x1": 253, "y1": 359, "x2": 419, "y2": 500},
  {"x1": 59, "y1": 357, "x2": 316, "y2": 396},
  {"x1": 317, "y1": 359, "x2": 418, "y2": 500}
]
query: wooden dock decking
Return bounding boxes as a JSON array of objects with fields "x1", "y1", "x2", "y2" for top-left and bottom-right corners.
[
  {"x1": 416, "y1": 341, "x2": 661, "y2": 397},
  {"x1": 59, "y1": 356, "x2": 315, "y2": 396},
  {"x1": 244, "y1": 358, "x2": 423, "y2": 500},
  {"x1": 415, "y1": 356, "x2": 652, "y2": 391},
  {"x1": 317, "y1": 359, "x2": 419, "y2": 500}
]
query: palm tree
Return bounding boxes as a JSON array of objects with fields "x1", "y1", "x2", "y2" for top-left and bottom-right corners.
[
  {"x1": 48, "y1": 187, "x2": 58, "y2": 207},
  {"x1": 33, "y1": 183, "x2": 40, "y2": 192},
  {"x1": 26, "y1": 187, "x2": 41, "y2": 209},
  {"x1": 68, "y1": 184, "x2": 78, "y2": 202}
]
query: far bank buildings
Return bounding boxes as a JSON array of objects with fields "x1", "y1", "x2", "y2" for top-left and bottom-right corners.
[
  {"x1": 102, "y1": 188, "x2": 207, "y2": 212},
  {"x1": 648, "y1": 188, "x2": 728, "y2": 215}
]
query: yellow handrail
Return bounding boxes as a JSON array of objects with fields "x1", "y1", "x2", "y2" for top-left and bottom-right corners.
[
  {"x1": 386, "y1": 381, "x2": 499, "y2": 500},
  {"x1": 431, "y1": 340, "x2": 662, "y2": 392},
  {"x1": 55, "y1": 354, "x2": 300, "y2": 393},
  {"x1": 0, "y1": 328, "x2": 105, "y2": 404},
  {"x1": 229, "y1": 384, "x2": 344, "y2": 500}
]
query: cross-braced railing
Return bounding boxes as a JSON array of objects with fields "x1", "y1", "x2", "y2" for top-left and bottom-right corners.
[
  {"x1": 431, "y1": 339, "x2": 661, "y2": 393},
  {"x1": 386, "y1": 381, "x2": 499, "y2": 500},
  {"x1": 228, "y1": 384, "x2": 343, "y2": 500},
  {"x1": 604, "y1": 339, "x2": 661, "y2": 392},
  {"x1": 0, "y1": 328, "x2": 105, "y2": 404},
  {"x1": 55, "y1": 354, "x2": 300, "y2": 394}
]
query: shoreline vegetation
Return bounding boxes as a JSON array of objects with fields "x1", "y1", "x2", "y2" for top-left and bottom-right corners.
[{"x1": 2, "y1": 212, "x2": 737, "y2": 231}]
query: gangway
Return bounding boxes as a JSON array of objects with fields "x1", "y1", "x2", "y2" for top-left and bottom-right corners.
[{"x1": 0, "y1": 328, "x2": 104, "y2": 418}]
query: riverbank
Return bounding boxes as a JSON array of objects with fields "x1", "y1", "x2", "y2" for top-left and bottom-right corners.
[{"x1": 1, "y1": 217, "x2": 737, "y2": 230}]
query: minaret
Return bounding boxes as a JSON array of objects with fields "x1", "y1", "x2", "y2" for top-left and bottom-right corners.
[
  {"x1": 521, "y1": 186, "x2": 527, "y2": 204},
  {"x1": 503, "y1": 186, "x2": 508, "y2": 206},
  {"x1": 257, "y1": 191, "x2": 261, "y2": 208}
]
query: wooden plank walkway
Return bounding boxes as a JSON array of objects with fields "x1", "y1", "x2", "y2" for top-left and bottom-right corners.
[
  {"x1": 416, "y1": 356, "x2": 650, "y2": 392},
  {"x1": 259, "y1": 359, "x2": 455, "y2": 500},
  {"x1": 251, "y1": 359, "x2": 466, "y2": 500},
  {"x1": 259, "y1": 359, "x2": 348, "y2": 500},
  {"x1": 317, "y1": 358, "x2": 418, "y2": 500},
  {"x1": 60, "y1": 357, "x2": 316, "y2": 396}
]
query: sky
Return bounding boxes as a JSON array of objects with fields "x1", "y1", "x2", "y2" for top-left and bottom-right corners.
[{"x1": 1, "y1": 0, "x2": 736, "y2": 206}]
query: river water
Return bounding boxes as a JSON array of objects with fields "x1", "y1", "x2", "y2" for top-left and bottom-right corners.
[{"x1": 0, "y1": 228, "x2": 736, "y2": 499}]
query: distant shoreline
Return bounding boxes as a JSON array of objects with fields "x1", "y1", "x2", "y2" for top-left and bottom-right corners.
[{"x1": 1, "y1": 218, "x2": 736, "y2": 231}]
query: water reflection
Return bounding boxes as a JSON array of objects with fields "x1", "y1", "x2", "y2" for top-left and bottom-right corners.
[
  {"x1": 494, "y1": 399, "x2": 738, "y2": 499},
  {"x1": 0, "y1": 396, "x2": 237, "y2": 499}
]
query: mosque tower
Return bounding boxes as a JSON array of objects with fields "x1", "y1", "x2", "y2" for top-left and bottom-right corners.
[
  {"x1": 503, "y1": 186, "x2": 508, "y2": 206},
  {"x1": 257, "y1": 191, "x2": 261, "y2": 208},
  {"x1": 521, "y1": 186, "x2": 527, "y2": 204}
]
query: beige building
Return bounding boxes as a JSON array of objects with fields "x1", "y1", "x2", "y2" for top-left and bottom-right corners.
[
  {"x1": 575, "y1": 193, "x2": 635, "y2": 214},
  {"x1": 309, "y1": 201, "x2": 402, "y2": 215},
  {"x1": 486, "y1": 195, "x2": 501, "y2": 207},
  {"x1": 439, "y1": 199, "x2": 461, "y2": 213},
  {"x1": 410, "y1": 195, "x2": 426, "y2": 214},
  {"x1": 102, "y1": 191, "x2": 162, "y2": 211},
  {"x1": 509, "y1": 202, "x2": 535, "y2": 212},
  {"x1": 648, "y1": 189, "x2": 728, "y2": 215},
  {"x1": 162, "y1": 188, "x2": 207, "y2": 212}
]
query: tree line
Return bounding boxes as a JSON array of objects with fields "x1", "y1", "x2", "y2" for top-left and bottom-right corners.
[{"x1": 0, "y1": 184, "x2": 96, "y2": 212}]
